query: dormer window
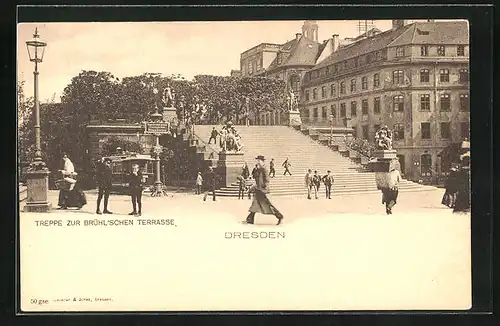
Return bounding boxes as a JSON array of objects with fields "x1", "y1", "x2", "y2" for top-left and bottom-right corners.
[
  {"x1": 417, "y1": 29, "x2": 430, "y2": 35},
  {"x1": 396, "y1": 47, "x2": 405, "y2": 57}
]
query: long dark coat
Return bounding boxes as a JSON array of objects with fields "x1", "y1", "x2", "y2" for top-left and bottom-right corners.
[
  {"x1": 96, "y1": 162, "x2": 112, "y2": 189},
  {"x1": 248, "y1": 166, "x2": 275, "y2": 214},
  {"x1": 453, "y1": 167, "x2": 470, "y2": 213}
]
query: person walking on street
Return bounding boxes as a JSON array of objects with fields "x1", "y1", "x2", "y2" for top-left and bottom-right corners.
[
  {"x1": 208, "y1": 127, "x2": 219, "y2": 145},
  {"x1": 128, "y1": 163, "x2": 144, "y2": 217},
  {"x1": 441, "y1": 165, "x2": 459, "y2": 208},
  {"x1": 237, "y1": 174, "x2": 246, "y2": 199},
  {"x1": 251, "y1": 164, "x2": 259, "y2": 180},
  {"x1": 381, "y1": 167, "x2": 401, "y2": 215},
  {"x1": 282, "y1": 157, "x2": 292, "y2": 176},
  {"x1": 322, "y1": 170, "x2": 334, "y2": 199},
  {"x1": 245, "y1": 155, "x2": 284, "y2": 225},
  {"x1": 305, "y1": 169, "x2": 314, "y2": 199},
  {"x1": 312, "y1": 170, "x2": 321, "y2": 199},
  {"x1": 195, "y1": 171, "x2": 203, "y2": 195},
  {"x1": 242, "y1": 163, "x2": 250, "y2": 180},
  {"x1": 269, "y1": 158, "x2": 276, "y2": 178},
  {"x1": 453, "y1": 153, "x2": 470, "y2": 213},
  {"x1": 203, "y1": 166, "x2": 217, "y2": 201},
  {"x1": 96, "y1": 157, "x2": 113, "y2": 214}
]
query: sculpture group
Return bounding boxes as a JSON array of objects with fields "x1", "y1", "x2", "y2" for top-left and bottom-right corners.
[
  {"x1": 375, "y1": 125, "x2": 393, "y2": 150},
  {"x1": 220, "y1": 121, "x2": 243, "y2": 153}
]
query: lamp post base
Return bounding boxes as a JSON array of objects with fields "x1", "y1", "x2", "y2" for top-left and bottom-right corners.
[
  {"x1": 23, "y1": 169, "x2": 52, "y2": 213},
  {"x1": 150, "y1": 181, "x2": 167, "y2": 197}
]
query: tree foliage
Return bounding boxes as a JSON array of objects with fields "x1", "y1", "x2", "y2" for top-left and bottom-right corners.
[
  {"x1": 17, "y1": 79, "x2": 34, "y2": 164},
  {"x1": 19, "y1": 70, "x2": 289, "y2": 182},
  {"x1": 101, "y1": 136, "x2": 143, "y2": 156}
]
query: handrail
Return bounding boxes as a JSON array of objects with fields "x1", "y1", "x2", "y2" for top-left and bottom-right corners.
[
  {"x1": 190, "y1": 130, "x2": 220, "y2": 158},
  {"x1": 343, "y1": 137, "x2": 376, "y2": 159}
]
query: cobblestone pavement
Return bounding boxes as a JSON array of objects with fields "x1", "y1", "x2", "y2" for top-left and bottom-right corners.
[
  {"x1": 19, "y1": 188, "x2": 470, "y2": 311},
  {"x1": 21, "y1": 188, "x2": 454, "y2": 222}
]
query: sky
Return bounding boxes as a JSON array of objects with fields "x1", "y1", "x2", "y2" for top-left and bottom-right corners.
[{"x1": 20, "y1": 19, "x2": 460, "y2": 102}]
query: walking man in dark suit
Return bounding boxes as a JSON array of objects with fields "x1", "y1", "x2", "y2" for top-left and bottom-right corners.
[
  {"x1": 269, "y1": 158, "x2": 276, "y2": 178},
  {"x1": 246, "y1": 155, "x2": 284, "y2": 225},
  {"x1": 96, "y1": 157, "x2": 113, "y2": 214},
  {"x1": 312, "y1": 170, "x2": 321, "y2": 199},
  {"x1": 237, "y1": 174, "x2": 246, "y2": 200},
  {"x1": 203, "y1": 166, "x2": 217, "y2": 201},
  {"x1": 208, "y1": 127, "x2": 219, "y2": 145},
  {"x1": 282, "y1": 157, "x2": 292, "y2": 176},
  {"x1": 322, "y1": 170, "x2": 334, "y2": 199}
]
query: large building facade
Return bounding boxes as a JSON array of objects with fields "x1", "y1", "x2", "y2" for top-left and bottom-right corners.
[
  {"x1": 238, "y1": 21, "x2": 338, "y2": 125},
  {"x1": 301, "y1": 20, "x2": 470, "y2": 181}
]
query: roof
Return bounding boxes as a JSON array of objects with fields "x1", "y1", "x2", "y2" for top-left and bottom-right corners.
[
  {"x1": 267, "y1": 35, "x2": 322, "y2": 70},
  {"x1": 353, "y1": 27, "x2": 382, "y2": 41},
  {"x1": 409, "y1": 21, "x2": 469, "y2": 45},
  {"x1": 312, "y1": 25, "x2": 411, "y2": 70},
  {"x1": 311, "y1": 21, "x2": 469, "y2": 71}
]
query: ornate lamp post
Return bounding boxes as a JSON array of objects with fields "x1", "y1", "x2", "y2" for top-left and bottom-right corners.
[
  {"x1": 329, "y1": 114, "x2": 334, "y2": 145},
  {"x1": 24, "y1": 27, "x2": 51, "y2": 212},
  {"x1": 148, "y1": 82, "x2": 167, "y2": 197}
]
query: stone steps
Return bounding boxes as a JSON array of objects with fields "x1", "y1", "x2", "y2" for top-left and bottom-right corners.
[{"x1": 193, "y1": 125, "x2": 435, "y2": 197}]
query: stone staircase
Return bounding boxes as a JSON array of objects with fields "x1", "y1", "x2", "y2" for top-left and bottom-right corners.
[{"x1": 193, "y1": 125, "x2": 435, "y2": 197}]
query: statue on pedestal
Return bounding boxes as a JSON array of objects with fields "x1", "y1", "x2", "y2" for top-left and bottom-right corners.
[
  {"x1": 162, "y1": 85, "x2": 174, "y2": 108},
  {"x1": 375, "y1": 125, "x2": 393, "y2": 150},
  {"x1": 287, "y1": 89, "x2": 298, "y2": 112},
  {"x1": 220, "y1": 121, "x2": 243, "y2": 153}
]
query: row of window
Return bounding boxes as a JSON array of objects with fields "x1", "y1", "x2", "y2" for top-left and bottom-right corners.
[
  {"x1": 307, "y1": 45, "x2": 467, "y2": 82},
  {"x1": 396, "y1": 45, "x2": 467, "y2": 58},
  {"x1": 305, "y1": 68, "x2": 469, "y2": 101},
  {"x1": 310, "y1": 93, "x2": 469, "y2": 119},
  {"x1": 352, "y1": 122, "x2": 469, "y2": 141},
  {"x1": 243, "y1": 56, "x2": 263, "y2": 75},
  {"x1": 308, "y1": 50, "x2": 385, "y2": 80}
]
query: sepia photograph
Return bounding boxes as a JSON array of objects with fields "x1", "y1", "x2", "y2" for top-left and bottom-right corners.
[{"x1": 17, "y1": 16, "x2": 472, "y2": 312}]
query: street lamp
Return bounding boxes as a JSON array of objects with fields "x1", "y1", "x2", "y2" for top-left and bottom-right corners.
[
  {"x1": 329, "y1": 114, "x2": 334, "y2": 145},
  {"x1": 24, "y1": 27, "x2": 51, "y2": 212},
  {"x1": 149, "y1": 81, "x2": 167, "y2": 197}
]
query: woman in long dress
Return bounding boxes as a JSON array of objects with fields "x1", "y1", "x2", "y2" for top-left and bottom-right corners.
[
  {"x1": 453, "y1": 153, "x2": 470, "y2": 213},
  {"x1": 57, "y1": 154, "x2": 87, "y2": 209}
]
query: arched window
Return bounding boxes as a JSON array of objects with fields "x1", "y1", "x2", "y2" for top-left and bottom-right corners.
[{"x1": 289, "y1": 75, "x2": 300, "y2": 93}]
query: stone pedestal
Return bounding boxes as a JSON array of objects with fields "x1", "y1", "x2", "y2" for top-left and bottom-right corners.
[
  {"x1": 23, "y1": 170, "x2": 52, "y2": 212},
  {"x1": 217, "y1": 151, "x2": 245, "y2": 188},
  {"x1": 288, "y1": 110, "x2": 302, "y2": 126},
  {"x1": 162, "y1": 107, "x2": 177, "y2": 122},
  {"x1": 371, "y1": 150, "x2": 400, "y2": 189}
]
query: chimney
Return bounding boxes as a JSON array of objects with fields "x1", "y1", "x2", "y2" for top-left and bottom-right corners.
[
  {"x1": 296, "y1": 33, "x2": 302, "y2": 40},
  {"x1": 392, "y1": 20, "x2": 407, "y2": 30},
  {"x1": 332, "y1": 34, "x2": 339, "y2": 52}
]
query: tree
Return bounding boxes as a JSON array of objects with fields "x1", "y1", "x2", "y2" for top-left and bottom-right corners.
[
  {"x1": 190, "y1": 75, "x2": 287, "y2": 124},
  {"x1": 101, "y1": 137, "x2": 143, "y2": 156},
  {"x1": 17, "y1": 79, "x2": 34, "y2": 164}
]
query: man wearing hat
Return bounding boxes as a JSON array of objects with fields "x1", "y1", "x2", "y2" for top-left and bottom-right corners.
[
  {"x1": 96, "y1": 157, "x2": 113, "y2": 214},
  {"x1": 246, "y1": 155, "x2": 284, "y2": 225},
  {"x1": 203, "y1": 166, "x2": 217, "y2": 201},
  {"x1": 322, "y1": 170, "x2": 334, "y2": 199}
]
